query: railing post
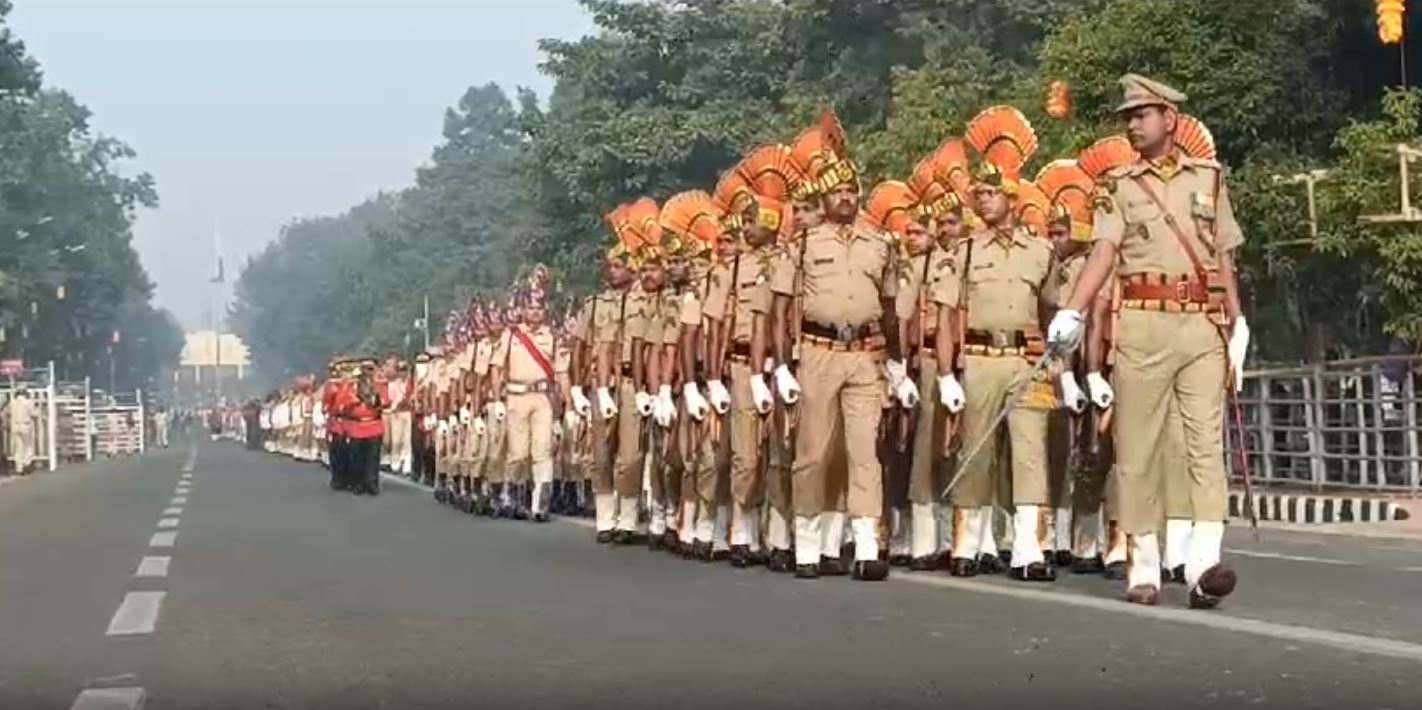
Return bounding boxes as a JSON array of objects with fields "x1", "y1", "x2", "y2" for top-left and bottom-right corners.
[
  {"x1": 1306, "y1": 365, "x2": 1325, "y2": 492},
  {"x1": 1259, "y1": 375, "x2": 1275, "y2": 486},
  {"x1": 1407, "y1": 360, "x2": 1420, "y2": 495}
]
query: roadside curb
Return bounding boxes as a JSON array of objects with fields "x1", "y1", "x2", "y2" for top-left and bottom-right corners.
[{"x1": 1229, "y1": 489, "x2": 1411, "y2": 524}]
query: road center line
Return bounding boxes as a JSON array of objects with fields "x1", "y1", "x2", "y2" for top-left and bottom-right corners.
[
  {"x1": 170, "y1": 496, "x2": 187, "y2": 505},
  {"x1": 1223, "y1": 548, "x2": 1360, "y2": 566},
  {"x1": 161, "y1": 507, "x2": 182, "y2": 516},
  {"x1": 148, "y1": 531, "x2": 177, "y2": 548},
  {"x1": 105, "y1": 592, "x2": 165, "y2": 636},
  {"x1": 134, "y1": 556, "x2": 170, "y2": 578},
  {"x1": 156, "y1": 518, "x2": 179, "y2": 529},
  {"x1": 69, "y1": 686, "x2": 147, "y2": 710}
]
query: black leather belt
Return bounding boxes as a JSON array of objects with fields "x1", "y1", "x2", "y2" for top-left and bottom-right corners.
[
  {"x1": 801, "y1": 320, "x2": 882, "y2": 342},
  {"x1": 620, "y1": 363, "x2": 634, "y2": 378},
  {"x1": 730, "y1": 340, "x2": 751, "y2": 357},
  {"x1": 964, "y1": 329, "x2": 1029, "y2": 348}
]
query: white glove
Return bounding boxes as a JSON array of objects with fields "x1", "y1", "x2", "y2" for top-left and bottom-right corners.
[
  {"x1": 635, "y1": 390, "x2": 654, "y2": 417},
  {"x1": 437, "y1": 419, "x2": 450, "y2": 434},
  {"x1": 1059, "y1": 372, "x2": 1087, "y2": 414},
  {"x1": 1228, "y1": 316, "x2": 1250, "y2": 393},
  {"x1": 896, "y1": 377, "x2": 920, "y2": 409},
  {"x1": 773, "y1": 364, "x2": 801, "y2": 405},
  {"x1": 1048, "y1": 309, "x2": 1085, "y2": 352},
  {"x1": 682, "y1": 382, "x2": 710, "y2": 421},
  {"x1": 459, "y1": 406, "x2": 471, "y2": 424},
  {"x1": 750, "y1": 374, "x2": 774, "y2": 415},
  {"x1": 472, "y1": 415, "x2": 488, "y2": 435},
  {"x1": 885, "y1": 359, "x2": 908, "y2": 389},
  {"x1": 707, "y1": 379, "x2": 732, "y2": 415},
  {"x1": 1086, "y1": 372, "x2": 1114, "y2": 409},
  {"x1": 570, "y1": 386, "x2": 592, "y2": 418},
  {"x1": 654, "y1": 385, "x2": 676, "y2": 427},
  {"x1": 937, "y1": 373, "x2": 965, "y2": 414},
  {"x1": 491, "y1": 401, "x2": 507, "y2": 422},
  {"x1": 596, "y1": 387, "x2": 618, "y2": 420}
]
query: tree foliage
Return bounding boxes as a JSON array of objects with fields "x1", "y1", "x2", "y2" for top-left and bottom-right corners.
[
  {"x1": 233, "y1": 0, "x2": 1422, "y2": 381},
  {"x1": 0, "y1": 3, "x2": 180, "y2": 391}
]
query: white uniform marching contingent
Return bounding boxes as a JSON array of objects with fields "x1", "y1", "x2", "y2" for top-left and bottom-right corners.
[{"x1": 254, "y1": 75, "x2": 1248, "y2": 609}]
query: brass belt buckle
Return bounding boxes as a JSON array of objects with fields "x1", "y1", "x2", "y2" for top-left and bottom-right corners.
[
  {"x1": 1175, "y1": 281, "x2": 1191, "y2": 303},
  {"x1": 836, "y1": 324, "x2": 856, "y2": 342}
]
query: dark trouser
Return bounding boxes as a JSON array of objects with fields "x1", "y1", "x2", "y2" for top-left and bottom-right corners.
[
  {"x1": 349, "y1": 436, "x2": 382, "y2": 491},
  {"x1": 329, "y1": 435, "x2": 349, "y2": 488}
]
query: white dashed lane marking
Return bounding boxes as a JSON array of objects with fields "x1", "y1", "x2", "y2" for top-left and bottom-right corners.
[
  {"x1": 148, "y1": 532, "x2": 177, "y2": 548},
  {"x1": 105, "y1": 592, "x2": 165, "y2": 636},
  {"x1": 156, "y1": 518, "x2": 179, "y2": 529},
  {"x1": 161, "y1": 507, "x2": 182, "y2": 516},
  {"x1": 134, "y1": 556, "x2": 170, "y2": 578},
  {"x1": 69, "y1": 687, "x2": 147, "y2": 710},
  {"x1": 170, "y1": 496, "x2": 187, "y2": 505},
  {"x1": 1223, "y1": 548, "x2": 1359, "y2": 566}
]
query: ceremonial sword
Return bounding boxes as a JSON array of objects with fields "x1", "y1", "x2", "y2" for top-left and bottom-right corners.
[{"x1": 939, "y1": 341, "x2": 1063, "y2": 500}]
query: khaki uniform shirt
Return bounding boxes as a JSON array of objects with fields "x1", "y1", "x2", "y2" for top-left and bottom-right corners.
[
  {"x1": 593, "y1": 287, "x2": 642, "y2": 365},
  {"x1": 474, "y1": 338, "x2": 495, "y2": 377},
  {"x1": 1051, "y1": 251, "x2": 1090, "y2": 309},
  {"x1": 770, "y1": 221, "x2": 897, "y2": 328},
  {"x1": 927, "y1": 243, "x2": 963, "y2": 308},
  {"x1": 1094, "y1": 153, "x2": 1243, "y2": 276},
  {"x1": 700, "y1": 261, "x2": 733, "y2": 323},
  {"x1": 494, "y1": 325, "x2": 556, "y2": 383},
  {"x1": 958, "y1": 226, "x2": 1056, "y2": 332}
]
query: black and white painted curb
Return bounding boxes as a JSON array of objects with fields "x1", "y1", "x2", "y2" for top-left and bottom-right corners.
[{"x1": 1229, "y1": 490, "x2": 1411, "y2": 524}]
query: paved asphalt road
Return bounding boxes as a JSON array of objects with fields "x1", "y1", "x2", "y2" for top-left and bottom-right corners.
[{"x1": 3, "y1": 439, "x2": 1421, "y2": 710}]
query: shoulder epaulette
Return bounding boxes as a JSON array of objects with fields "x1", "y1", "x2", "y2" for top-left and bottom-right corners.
[{"x1": 1183, "y1": 156, "x2": 1223, "y2": 171}]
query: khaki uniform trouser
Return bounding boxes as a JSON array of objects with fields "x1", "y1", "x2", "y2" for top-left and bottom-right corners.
[
  {"x1": 9, "y1": 427, "x2": 35, "y2": 471},
  {"x1": 728, "y1": 361, "x2": 763, "y2": 507},
  {"x1": 590, "y1": 402, "x2": 616, "y2": 495},
  {"x1": 506, "y1": 391, "x2": 553, "y2": 484},
  {"x1": 678, "y1": 402, "x2": 721, "y2": 516},
  {"x1": 484, "y1": 418, "x2": 508, "y2": 483},
  {"x1": 791, "y1": 344, "x2": 885, "y2": 519},
  {"x1": 390, "y1": 412, "x2": 411, "y2": 466},
  {"x1": 1113, "y1": 310, "x2": 1228, "y2": 535},
  {"x1": 885, "y1": 358, "x2": 944, "y2": 509},
  {"x1": 952, "y1": 354, "x2": 1050, "y2": 508},
  {"x1": 382, "y1": 415, "x2": 393, "y2": 458},
  {"x1": 614, "y1": 377, "x2": 645, "y2": 498},
  {"x1": 660, "y1": 415, "x2": 685, "y2": 509},
  {"x1": 766, "y1": 400, "x2": 794, "y2": 522}
]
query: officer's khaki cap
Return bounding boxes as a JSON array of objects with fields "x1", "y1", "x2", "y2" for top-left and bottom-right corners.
[{"x1": 1116, "y1": 73, "x2": 1186, "y2": 113}]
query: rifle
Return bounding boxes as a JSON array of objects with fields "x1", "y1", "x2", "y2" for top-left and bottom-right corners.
[
  {"x1": 897, "y1": 249, "x2": 933, "y2": 454},
  {"x1": 941, "y1": 237, "x2": 975, "y2": 459},
  {"x1": 712, "y1": 252, "x2": 742, "y2": 447},
  {"x1": 782, "y1": 225, "x2": 810, "y2": 453}
]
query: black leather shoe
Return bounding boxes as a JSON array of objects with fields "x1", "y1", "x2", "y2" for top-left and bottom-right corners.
[
  {"x1": 948, "y1": 557, "x2": 979, "y2": 577},
  {"x1": 977, "y1": 554, "x2": 1005, "y2": 575},
  {"x1": 1008, "y1": 562, "x2": 1056, "y2": 582},
  {"x1": 596, "y1": 530, "x2": 615, "y2": 544},
  {"x1": 852, "y1": 560, "x2": 890, "y2": 581},
  {"x1": 729, "y1": 545, "x2": 754, "y2": 568},
  {"x1": 648, "y1": 533, "x2": 667, "y2": 551},
  {"x1": 998, "y1": 550, "x2": 1013, "y2": 567},
  {"x1": 1071, "y1": 555, "x2": 1105, "y2": 575},
  {"x1": 909, "y1": 555, "x2": 940, "y2": 572},
  {"x1": 1188, "y1": 564, "x2": 1237, "y2": 610},
  {"x1": 532, "y1": 512, "x2": 550, "y2": 523},
  {"x1": 1167, "y1": 564, "x2": 1187, "y2": 585},
  {"x1": 1103, "y1": 560, "x2": 1128, "y2": 580},
  {"x1": 1052, "y1": 550, "x2": 1074, "y2": 568},
  {"x1": 888, "y1": 554, "x2": 912, "y2": 567},
  {"x1": 710, "y1": 548, "x2": 731, "y2": 562},
  {"x1": 767, "y1": 549, "x2": 794, "y2": 573},
  {"x1": 433, "y1": 488, "x2": 449, "y2": 504},
  {"x1": 818, "y1": 556, "x2": 848, "y2": 576},
  {"x1": 660, "y1": 531, "x2": 680, "y2": 553},
  {"x1": 795, "y1": 564, "x2": 820, "y2": 579},
  {"x1": 610, "y1": 530, "x2": 632, "y2": 545},
  {"x1": 690, "y1": 540, "x2": 713, "y2": 562}
]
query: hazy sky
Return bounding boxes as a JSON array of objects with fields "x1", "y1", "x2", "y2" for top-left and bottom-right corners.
[{"x1": 8, "y1": 0, "x2": 592, "y2": 329}]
